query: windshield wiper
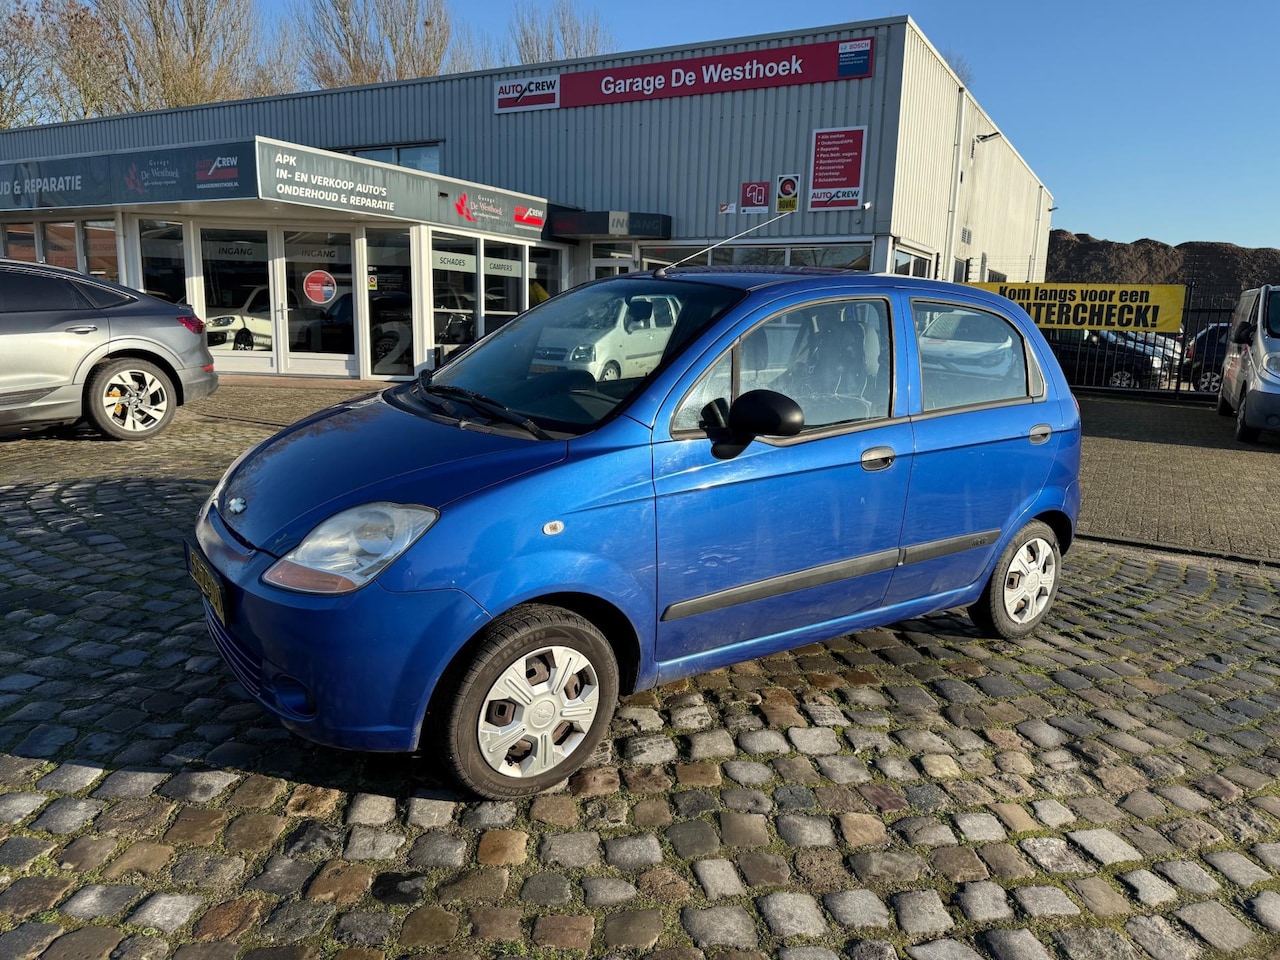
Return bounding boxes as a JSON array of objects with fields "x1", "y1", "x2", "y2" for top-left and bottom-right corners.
[{"x1": 422, "y1": 384, "x2": 553, "y2": 440}]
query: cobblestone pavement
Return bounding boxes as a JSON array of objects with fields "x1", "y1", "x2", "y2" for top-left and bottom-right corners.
[{"x1": 1, "y1": 380, "x2": 1280, "y2": 959}]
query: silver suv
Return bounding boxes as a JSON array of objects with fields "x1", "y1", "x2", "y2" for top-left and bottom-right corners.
[{"x1": 0, "y1": 259, "x2": 218, "y2": 440}]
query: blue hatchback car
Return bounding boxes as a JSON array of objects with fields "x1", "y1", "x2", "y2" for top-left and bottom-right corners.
[{"x1": 189, "y1": 269, "x2": 1080, "y2": 798}]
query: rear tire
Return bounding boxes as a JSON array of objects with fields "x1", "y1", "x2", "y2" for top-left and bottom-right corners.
[
  {"x1": 969, "y1": 520, "x2": 1061, "y2": 640},
  {"x1": 444, "y1": 605, "x2": 619, "y2": 799},
  {"x1": 85, "y1": 359, "x2": 176, "y2": 441}
]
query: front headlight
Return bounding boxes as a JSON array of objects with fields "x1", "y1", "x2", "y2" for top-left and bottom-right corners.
[
  {"x1": 570, "y1": 343, "x2": 596, "y2": 362},
  {"x1": 263, "y1": 503, "x2": 439, "y2": 594},
  {"x1": 1264, "y1": 354, "x2": 1280, "y2": 377},
  {"x1": 209, "y1": 316, "x2": 237, "y2": 327}
]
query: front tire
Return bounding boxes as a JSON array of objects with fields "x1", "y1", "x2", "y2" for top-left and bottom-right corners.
[
  {"x1": 1235, "y1": 391, "x2": 1260, "y2": 443},
  {"x1": 232, "y1": 328, "x2": 254, "y2": 350},
  {"x1": 1107, "y1": 369, "x2": 1137, "y2": 389},
  {"x1": 444, "y1": 605, "x2": 619, "y2": 799},
  {"x1": 85, "y1": 359, "x2": 176, "y2": 440},
  {"x1": 599, "y1": 361, "x2": 621, "y2": 382},
  {"x1": 969, "y1": 520, "x2": 1061, "y2": 640}
]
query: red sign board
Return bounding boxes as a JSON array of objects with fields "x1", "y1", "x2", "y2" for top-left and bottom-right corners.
[
  {"x1": 808, "y1": 126, "x2": 867, "y2": 211},
  {"x1": 303, "y1": 270, "x2": 338, "y2": 305},
  {"x1": 741, "y1": 181, "x2": 769, "y2": 214},
  {"x1": 494, "y1": 38, "x2": 873, "y2": 113}
]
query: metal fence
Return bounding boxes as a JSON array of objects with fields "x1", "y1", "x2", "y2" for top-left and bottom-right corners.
[{"x1": 1044, "y1": 281, "x2": 1238, "y2": 401}]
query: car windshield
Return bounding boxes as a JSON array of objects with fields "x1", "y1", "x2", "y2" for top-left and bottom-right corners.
[
  {"x1": 389, "y1": 276, "x2": 746, "y2": 436},
  {"x1": 1267, "y1": 290, "x2": 1280, "y2": 337}
]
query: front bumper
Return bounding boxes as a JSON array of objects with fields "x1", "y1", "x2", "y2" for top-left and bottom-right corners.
[{"x1": 192, "y1": 505, "x2": 490, "y2": 752}]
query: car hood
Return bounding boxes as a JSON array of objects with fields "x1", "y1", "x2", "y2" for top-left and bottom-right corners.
[{"x1": 217, "y1": 392, "x2": 567, "y2": 556}]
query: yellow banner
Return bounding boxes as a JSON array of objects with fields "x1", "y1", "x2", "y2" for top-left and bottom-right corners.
[{"x1": 973, "y1": 283, "x2": 1186, "y2": 333}]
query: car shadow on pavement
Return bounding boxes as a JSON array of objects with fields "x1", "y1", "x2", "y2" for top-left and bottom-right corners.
[{"x1": 1077, "y1": 394, "x2": 1280, "y2": 450}]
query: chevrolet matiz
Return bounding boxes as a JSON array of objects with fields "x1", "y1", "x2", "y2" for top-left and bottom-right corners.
[{"x1": 188, "y1": 268, "x2": 1080, "y2": 798}]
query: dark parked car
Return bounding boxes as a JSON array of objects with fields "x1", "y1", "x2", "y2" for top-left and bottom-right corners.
[
  {"x1": 1040, "y1": 326, "x2": 1164, "y2": 389},
  {"x1": 0, "y1": 258, "x2": 218, "y2": 439},
  {"x1": 1181, "y1": 322, "x2": 1230, "y2": 393},
  {"x1": 189, "y1": 270, "x2": 1081, "y2": 798}
]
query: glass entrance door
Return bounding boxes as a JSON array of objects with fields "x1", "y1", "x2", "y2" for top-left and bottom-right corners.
[
  {"x1": 201, "y1": 227, "x2": 272, "y2": 368},
  {"x1": 283, "y1": 230, "x2": 354, "y2": 374}
]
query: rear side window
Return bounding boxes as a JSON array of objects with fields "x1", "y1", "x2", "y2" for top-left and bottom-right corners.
[
  {"x1": 0, "y1": 270, "x2": 92, "y2": 312},
  {"x1": 74, "y1": 280, "x2": 134, "y2": 309},
  {"x1": 913, "y1": 301, "x2": 1033, "y2": 412}
]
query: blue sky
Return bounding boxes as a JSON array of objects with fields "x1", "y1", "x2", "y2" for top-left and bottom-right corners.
[{"x1": 447, "y1": 0, "x2": 1277, "y2": 250}]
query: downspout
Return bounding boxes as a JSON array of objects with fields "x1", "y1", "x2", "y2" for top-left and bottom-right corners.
[
  {"x1": 1029, "y1": 185, "x2": 1045, "y2": 281},
  {"x1": 943, "y1": 85, "x2": 966, "y2": 281}
]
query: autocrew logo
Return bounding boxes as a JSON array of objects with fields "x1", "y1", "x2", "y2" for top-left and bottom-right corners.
[
  {"x1": 514, "y1": 204, "x2": 545, "y2": 228},
  {"x1": 494, "y1": 74, "x2": 560, "y2": 112},
  {"x1": 196, "y1": 155, "x2": 239, "y2": 189}
]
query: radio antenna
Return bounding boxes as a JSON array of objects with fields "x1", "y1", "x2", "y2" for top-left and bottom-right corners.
[{"x1": 653, "y1": 210, "x2": 794, "y2": 278}]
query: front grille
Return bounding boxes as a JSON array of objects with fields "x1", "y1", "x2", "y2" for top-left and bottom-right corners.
[
  {"x1": 535, "y1": 347, "x2": 567, "y2": 360},
  {"x1": 205, "y1": 603, "x2": 263, "y2": 696}
]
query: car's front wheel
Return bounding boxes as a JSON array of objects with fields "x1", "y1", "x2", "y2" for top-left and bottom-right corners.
[
  {"x1": 1195, "y1": 368, "x2": 1222, "y2": 394},
  {"x1": 444, "y1": 605, "x2": 619, "y2": 799},
  {"x1": 599, "y1": 361, "x2": 621, "y2": 382},
  {"x1": 969, "y1": 520, "x2": 1061, "y2": 640},
  {"x1": 1107, "y1": 369, "x2": 1138, "y2": 389},
  {"x1": 1234, "y1": 391, "x2": 1260, "y2": 443},
  {"x1": 233, "y1": 328, "x2": 254, "y2": 350},
  {"x1": 85, "y1": 359, "x2": 176, "y2": 440}
]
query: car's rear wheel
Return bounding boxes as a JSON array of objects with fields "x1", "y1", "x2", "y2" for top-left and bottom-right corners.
[
  {"x1": 1107, "y1": 369, "x2": 1137, "y2": 388},
  {"x1": 232, "y1": 328, "x2": 254, "y2": 350},
  {"x1": 599, "y1": 361, "x2": 621, "y2": 382},
  {"x1": 1234, "y1": 391, "x2": 1260, "y2": 443},
  {"x1": 1196, "y1": 368, "x2": 1222, "y2": 394},
  {"x1": 444, "y1": 605, "x2": 619, "y2": 799},
  {"x1": 373, "y1": 336, "x2": 398, "y2": 362},
  {"x1": 969, "y1": 520, "x2": 1061, "y2": 640},
  {"x1": 85, "y1": 359, "x2": 176, "y2": 441}
]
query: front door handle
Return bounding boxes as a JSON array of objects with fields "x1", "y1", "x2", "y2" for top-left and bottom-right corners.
[
  {"x1": 860, "y1": 446, "x2": 895, "y2": 471},
  {"x1": 1029, "y1": 424, "x2": 1052, "y2": 445},
  {"x1": 65, "y1": 325, "x2": 98, "y2": 334}
]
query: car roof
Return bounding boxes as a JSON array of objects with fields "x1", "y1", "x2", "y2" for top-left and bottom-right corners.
[{"x1": 612, "y1": 267, "x2": 1020, "y2": 308}]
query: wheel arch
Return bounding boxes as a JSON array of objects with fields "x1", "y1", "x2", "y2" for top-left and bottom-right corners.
[
  {"x1": 1035, "y1": 508, "x2": 1074, "y2": 553},
  {"x1": 85, "y1": 349, "x2": 187, "y2": 405},
  {"x1": 419, "y1": 592, "x2": 643, "y2": 750}
]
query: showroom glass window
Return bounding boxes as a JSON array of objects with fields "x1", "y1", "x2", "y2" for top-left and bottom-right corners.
[
  {"x1": 141, "y1": 221, "x2": 187, "y2": 304},
  {"x1": 483, "y1": 240, "x2": 522, "y2": 335}
]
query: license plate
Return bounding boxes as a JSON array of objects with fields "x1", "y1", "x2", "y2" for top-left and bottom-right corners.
[
  {"x1": 185, "y1": 540, "x2": 227, "y2": 627},
  {"x1": 530, "y1": 364, "x2": 557, "y2": 374}
]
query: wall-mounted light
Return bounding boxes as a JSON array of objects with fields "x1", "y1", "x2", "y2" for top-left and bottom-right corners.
[{"x1": 970, "y1": 131, "x2": 1003, "y2": 159}]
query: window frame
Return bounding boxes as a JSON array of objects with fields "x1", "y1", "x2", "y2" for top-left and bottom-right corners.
[{"x1": 670, "y1": 295, "x2": 897, "y2": 442}]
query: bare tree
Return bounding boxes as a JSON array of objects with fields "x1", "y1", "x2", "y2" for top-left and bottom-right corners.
[
  {"x1": 40, "y1": 0, "x2": 294, "y2": 119},
  {"x1": 442, "y1": 20, "x2": 504, "y2": 74},
  {"x1": 297, "y1": 0, "x2": 452, "y2": 89},
  {"x1": 938, "y1": 47, "x2": 975, "y2": 88},
  {"x1": 0, "y1": 0, "x2": 44, "y2": 128},
  {"x1": 508, "y1": 0, "x2": 613, "y2": 64}
]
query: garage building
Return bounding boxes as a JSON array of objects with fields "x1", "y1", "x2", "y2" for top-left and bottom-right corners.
[{"x1": 0, "y1": 15, "x2": 1052, "y2": 380}]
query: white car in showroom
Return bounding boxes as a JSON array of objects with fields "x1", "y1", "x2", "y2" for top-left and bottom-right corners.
[{"x1": 205, "y1": 285, "x2": 276, "y2": 352}]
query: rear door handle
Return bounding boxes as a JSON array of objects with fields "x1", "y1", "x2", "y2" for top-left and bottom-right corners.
[
  {"x1": 860, "y1": 446, "x2": 895, "y2": 471},
  {"x1": 1029, "y1": 424, "x2": 1052, "y2": 445},
  {"x1": 65, "y1": 325, "x2": 98, "y2": 334}
]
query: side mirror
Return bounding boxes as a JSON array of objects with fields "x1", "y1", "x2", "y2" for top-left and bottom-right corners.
[
  {"x1": 1233, "y1": 323, "x2": 1256, "y2": 345},
  {"x1": 728, "y1": 389, "x2": 804, "y2": 439}
]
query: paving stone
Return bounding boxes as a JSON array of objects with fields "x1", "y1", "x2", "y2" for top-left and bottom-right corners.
[
  {"x1": 1153, "y1": 855, "x2": 1219, "y2": 894},
  {"x1": 1175, "y1": 901, "x2": 1255, "y2": 951},
  {"x1": 1018, "y1": 837, "x2": 1095, "y2": 874},
  {"x1": 37, "y1": 927, "x2": 127, "y2": 960},
  {"x1": 345, "y1": 793, "x2": 396, "y2": 826},
  {"x1": 582, "y1": 876, "x2": 638, "y2": 906},
  {"x1": 839, "y1": 813, "x2": 888, "y2": 847},
  {"x1": 129, "y1": 893, "x2": 204, "y2": 933},
  {"x1": 532, "y1": 914, "x2": 595, "y2": 952},
  {"x1": 978, "y1": 843, "x2": 1035, "y2": 880},
  {"x1": 688, "y1": 729, "x2": 736, "y2": 760},
  {"x1": 1012, "y1": 884, "x2": 1080, "y2": 917},
  {"x1": 1202, "y1": 849, "x2": 1271, "y2": 885},
  {"x1": 1124, "y1": 915, "x2": 1203, "y2": 960},
  {"x1": 159, "y1": 771, "x2": 238, "y2": 803},
  {"x1": 0, "y1": 837, "x2": 56, "y2": 870},
  {"x1": 399, "y1": 905, "x2": 458, "y2": 948},
  {"x1": 930, "y1": 846, "x2": 988, "y2": 882},
  {"x1": 603, "y1": 909, "x2": 663, "y2": 949},
  {"x1": 983, "y1": 928, "x2": 1054, "y2": 960},
  {"x1": 904, "y1": 941, "x2": 985, "y2": 960},
  {"x1": 667, "y1": 820, "x2": 720, "y2": 857},
  {"x1": 519, "y1": 871, "x2": 573, "y2": 905},
  {"x1": 1118, "y1": 869, "x2": 1178, "y2": 906},
  {"x1": 1054, "y1": 927, "x2": 1144, "y2": 960},
  {"x1": 893, "y1": 889, "x2": 954, "y2": 935},
  {"x1": 757, "y1": 891, "x2": 829, "y2": 937},
  {"x1": 825, "y1": 888, "x2": 890, "y2": 927},
  {"x1": 625, "y1": 733, "x2": 679, "y2": 764},
  {"x1": 720, "y1": 811, "x2": 770, "y2": 847},
  {"x1": 681, "y1": 905, "x2": 758, "y2": 950},
  {"x1": 0, "y1": 923, "x2": 63, "y2": 960},
  {"x1": 605, "y1": 833, "x2": 663, "y2": 869},
  {"x1": 459, "y1": 801, "x2": 517, "y2": 828},
  {"x1": 956, "y1": 881, "x2": 1013, "y2": 922},
  {"x1": 952, "y1": 812, "x2": 1005, "y2": 842},
  {"x1": 29, "y1": 797, "x2": 102, "y2": 833},
  {"x1": 738, "y1": 729, "x2": 790, "y2": 755},
  {"x1": 776, "y1": 813, "x2": 835, "y2": 847},
  {"x1": 405, "y1": 797, "x2": 456, "y2": 828},
  {"x1": 849, "y1": 850, "x2": 928, "y2": 884},
  {"x1": 247, "y1": 856, "x2": 316, "y2": 897},
  {"x1": 343, "y1": 827, "x2": 405, "y2": 860},
  {"x1": 788, "y1": 726, "x2": 841, "y2": 754},
  {"x1": 737, "y1": 850, "x2": 790, "y2": 887},
  {"x1": 1067, "y1": 828, "x2": 1143, "y2": 865},
  {"x1": 60, "y1": 883, "x2": 145, "y2": 919},
  {"x1": 1247, "y1": 889, "x2": 1280, "y2": 932},
  {"x1": 0, "y1": 876, "x2": 76, "y2": 920},
  {"x1": 722, "y1": 760, "x2": 774, "y2": 785}
]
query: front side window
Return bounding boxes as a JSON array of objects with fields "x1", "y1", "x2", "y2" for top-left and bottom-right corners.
[
  {"x1": 673, "y1": 298, "x2": 893, "y2": 434},
  {"x1": 1266, "y1": 290, "x2": 1280, "y2": 338},
  {"x1": 914, "y1": 301, "x2": 1032, "y2": 412}
]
